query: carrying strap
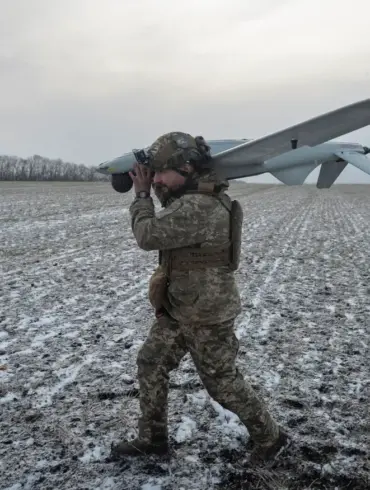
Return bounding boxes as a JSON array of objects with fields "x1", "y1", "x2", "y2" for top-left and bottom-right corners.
[
  {"x1": 185, "y1": 181, "x2": 222, "y2": 196},
  {"x1": 185, "y1": 182, "x2": 233, "y2": 212}
]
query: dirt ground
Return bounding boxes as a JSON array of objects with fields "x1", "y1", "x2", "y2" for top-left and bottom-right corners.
[{"x1": 1, "y1": 181, "x2": 369, "y2": 489}]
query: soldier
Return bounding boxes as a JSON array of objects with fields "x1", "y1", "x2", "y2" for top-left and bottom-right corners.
[{"x1": 110, "y1": 132, "x2": 288, "y2": 463}]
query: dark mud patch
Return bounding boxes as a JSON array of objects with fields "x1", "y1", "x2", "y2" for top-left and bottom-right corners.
[{"x1": 217, "y1": 459, "x2": 370, "y2": 490}]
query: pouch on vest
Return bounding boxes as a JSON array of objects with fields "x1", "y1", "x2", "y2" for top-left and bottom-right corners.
[
  {"x1": 148, "y1": 265, "x2": 168, "y2": 310},
  {"x1": 228, "y1": 199, "x2": 243, "y2": 271}
]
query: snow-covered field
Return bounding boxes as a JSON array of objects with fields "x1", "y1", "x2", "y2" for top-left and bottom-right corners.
[{"x1": 1, "y1": 181, "x2": 369, "y2": 490}]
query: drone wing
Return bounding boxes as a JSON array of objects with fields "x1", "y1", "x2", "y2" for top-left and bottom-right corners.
[{"x1": 213, "y1": 98, "x2": 370, "y2": 167}]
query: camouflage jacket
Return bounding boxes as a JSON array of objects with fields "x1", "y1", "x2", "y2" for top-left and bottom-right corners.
[{"x1": 129, "y1": 181, "x2": 242, "y2": 325}]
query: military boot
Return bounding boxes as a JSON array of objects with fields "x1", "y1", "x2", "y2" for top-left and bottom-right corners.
[
  {"x1": 109, "y1": 421, "x2": 169, "y2": 460},
  {"x1": 249, "y1": 428, "x2": 290, "y2": 464}
]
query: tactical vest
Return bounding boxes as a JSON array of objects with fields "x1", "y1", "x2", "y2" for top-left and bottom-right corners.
[{"x1": 159, "y1": 182, "x2": 243, "y2": 275}]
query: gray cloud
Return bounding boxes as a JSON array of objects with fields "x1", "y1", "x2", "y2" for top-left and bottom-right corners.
[{"x1": 1, "y1": 0, "x2": 370, "y2": 183}]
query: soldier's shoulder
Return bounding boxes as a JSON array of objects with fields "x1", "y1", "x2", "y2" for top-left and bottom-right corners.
[
  {"x1": 185, "y1": 191, "x2": 233, "y2": 214},
  {"x1": 178, "y1": 193, "x2": 216, "y2": 217},
  {"x1": 155, "y1": 194, "x2": 202, "y2": 220},
  {"x1": 181, "y1": 192, "x2": 220, "y2": 209}
]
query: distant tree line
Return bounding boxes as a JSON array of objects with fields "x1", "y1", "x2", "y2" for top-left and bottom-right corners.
[{"x1": 0, "y1": 154, "x2": 109, "y2": 181}]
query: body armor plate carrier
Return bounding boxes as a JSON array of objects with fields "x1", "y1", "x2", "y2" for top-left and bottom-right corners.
[
  {"x1": 148, "y1": 183, "x2": 243, "y2": 311},
  {"x1": 163, "y1": 182, "x2": 243, "y2": 273}
]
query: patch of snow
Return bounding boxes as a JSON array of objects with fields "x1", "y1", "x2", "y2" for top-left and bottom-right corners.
[
  {"x1": 33, "y1": 354, "x2": 95, "y2": 407},
  {"x1": 175, "y1": 416, "x2": 197, "y2": 443},
  {"x1": 0, "y1": 392, "x2": 18, "y2": 404},
  {"x1": 1, "y1": 182, "x2": 369, "y2": 490},
  {"x1": 141, "y1": 484, "x2": 162, "y2": 490},
  {"x1": 79, "y1": 445, "x2": 105, "y2": 463}
]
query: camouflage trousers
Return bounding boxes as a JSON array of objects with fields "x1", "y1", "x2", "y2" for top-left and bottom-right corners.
[{"x1": 136, "y1": 313, "x2": 279, "y2": 445}]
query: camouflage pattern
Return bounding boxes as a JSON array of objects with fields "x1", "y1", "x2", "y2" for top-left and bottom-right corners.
[
  {"x1": 129, "y1": 176, "x2": 241, "y2": 325},
  {"x1": 136, "y1": 313, "x2": 280, "y2": 446},
  {"x1": 147, "y1": 131, "x2": 210, "y2": 172},
  {"x1": 125, "y1": 141, "x2": 280, "y2": 453}
]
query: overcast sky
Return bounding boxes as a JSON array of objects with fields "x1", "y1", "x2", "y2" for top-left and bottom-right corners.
[{"x1": 1, "y1": 0, "x2": 370, "y2": 183}]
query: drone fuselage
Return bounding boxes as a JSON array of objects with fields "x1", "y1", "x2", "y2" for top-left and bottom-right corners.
[
  {"x1": 95, "y1": 98, "x2": 370, "y2": 192},
  {"x1": 96, "y1": 139, "x2": 368, "y2": 192}
]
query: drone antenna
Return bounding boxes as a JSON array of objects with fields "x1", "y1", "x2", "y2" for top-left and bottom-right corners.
[{"x1": 291, "y1": 138, "x2": 298, "y2": 150}]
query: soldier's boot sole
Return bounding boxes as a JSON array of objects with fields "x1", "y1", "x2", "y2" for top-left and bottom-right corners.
[
  {"x1": 108, "y1": 438, "x2": 169, "y2": 461},
  {"x1": 249, "y1": 429, "x2": 291, "y2": 465}
]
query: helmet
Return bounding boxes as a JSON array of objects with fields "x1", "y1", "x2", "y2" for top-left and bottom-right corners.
[{"x1": 147, "y1": 131, "x2": 211, "y2": 172}]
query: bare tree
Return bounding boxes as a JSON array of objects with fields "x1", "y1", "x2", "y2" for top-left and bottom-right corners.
[{"x1": 0, "y1": 155, "x2": 109, "y2": 182}]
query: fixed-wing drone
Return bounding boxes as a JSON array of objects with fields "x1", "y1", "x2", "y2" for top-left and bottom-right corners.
[{"x1": 96, "y1": 99, "x2": 370, "y2": 192}]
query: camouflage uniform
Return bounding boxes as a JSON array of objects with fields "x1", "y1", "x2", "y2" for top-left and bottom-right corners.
[{"x1": 111, "y1": 132, "x2": 284, "y2": 460}]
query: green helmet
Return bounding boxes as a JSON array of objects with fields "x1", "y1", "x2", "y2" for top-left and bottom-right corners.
[{"x1": 147, "y1": 131, "x2": 211, "y2": 172}]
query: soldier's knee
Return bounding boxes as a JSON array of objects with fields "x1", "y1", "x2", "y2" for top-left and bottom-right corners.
[
  {"x1": 201, "y1": 370, "x2": 243, "y2": 404},
  {"x1": 136, "y1": 342, "x2": 154, "y2": 371},
  {"x1": 202, "y1": 376, "x2": 226, "y2": 400},
  {"x1": 204, "y1": 382, "x2": 219, "y2": 401}
]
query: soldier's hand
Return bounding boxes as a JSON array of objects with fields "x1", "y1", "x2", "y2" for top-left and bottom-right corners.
[{"x1": 129, "y1": 163, "x2": 153, "y2": 194}]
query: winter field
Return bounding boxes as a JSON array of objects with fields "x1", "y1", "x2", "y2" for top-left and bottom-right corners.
[{"x1": 0, "y1": 180, "x2": 369, "y2": 490}]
